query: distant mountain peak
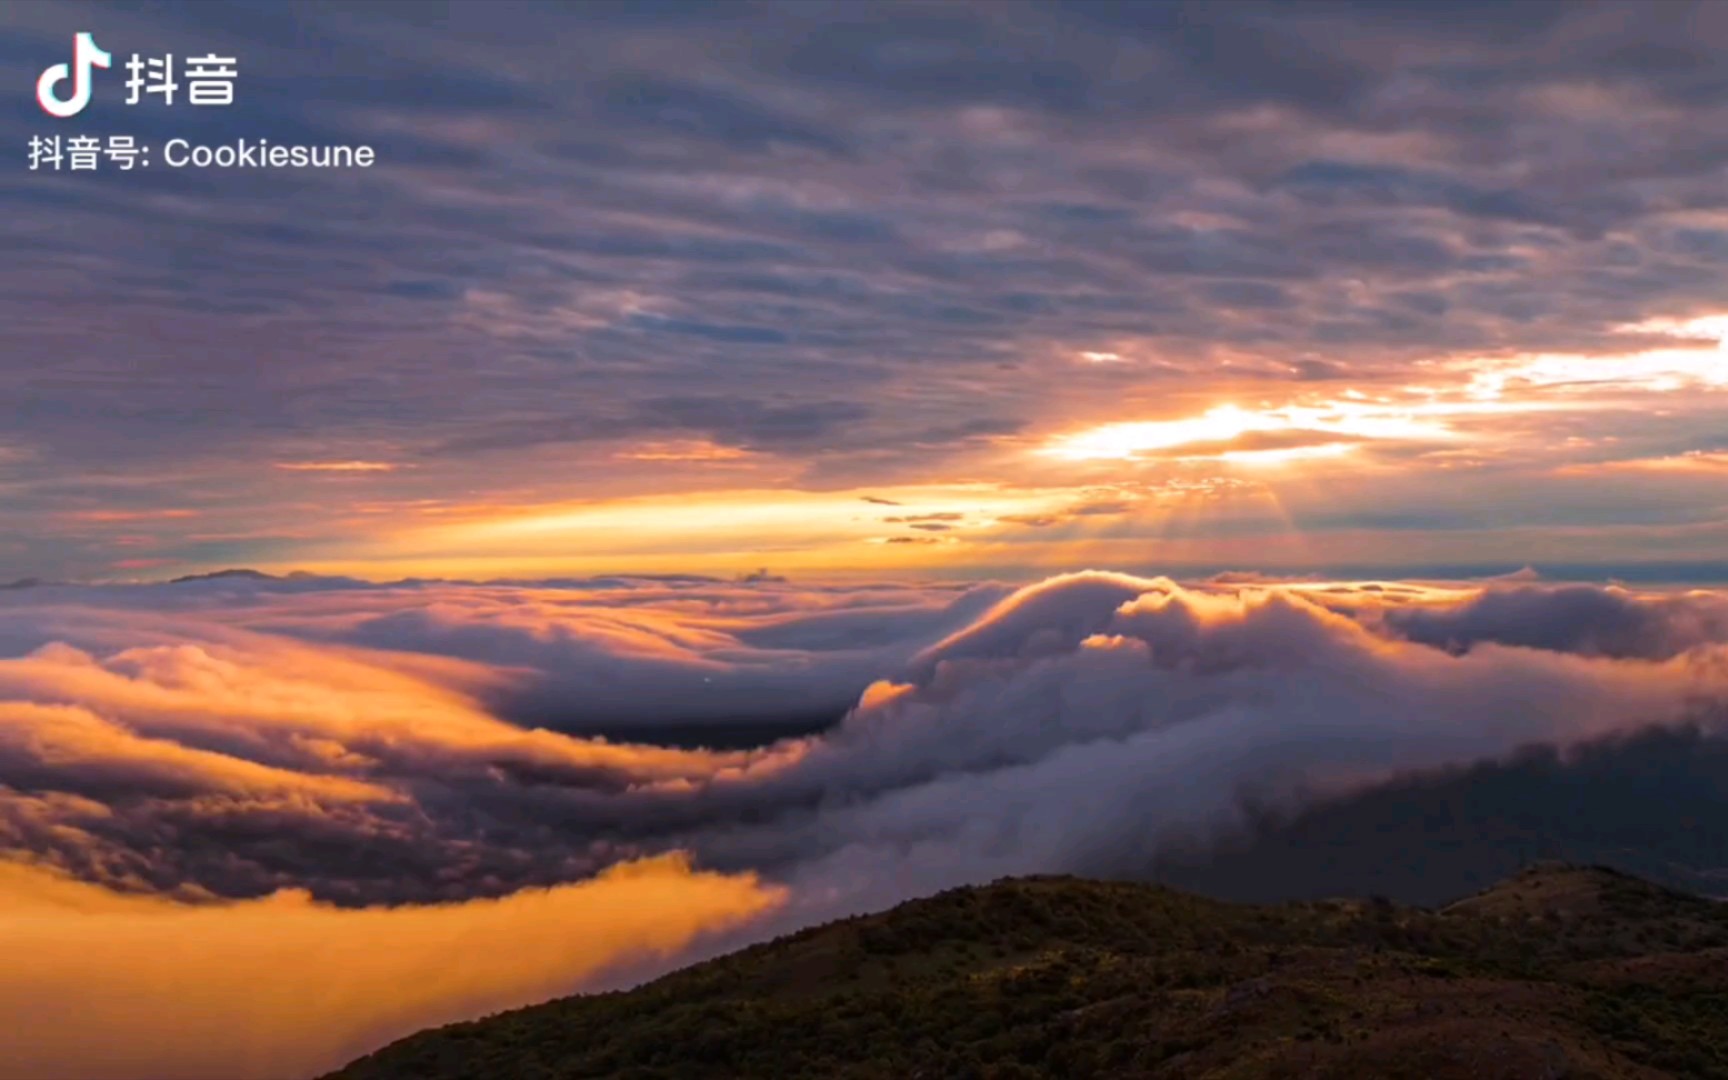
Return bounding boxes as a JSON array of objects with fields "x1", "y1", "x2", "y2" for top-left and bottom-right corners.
[{"x1": 168, "y1": 568, "x2": 279, "y2": 584}]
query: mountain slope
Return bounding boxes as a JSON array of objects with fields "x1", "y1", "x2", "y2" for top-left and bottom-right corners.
[{"x1": 326, "y1": 864, "x2": 1728, "y2": 1080}]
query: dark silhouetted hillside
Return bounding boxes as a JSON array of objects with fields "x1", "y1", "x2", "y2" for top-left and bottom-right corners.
[{"x1": 326, "y1": 864, "x2": 1728, "y2": 1080}]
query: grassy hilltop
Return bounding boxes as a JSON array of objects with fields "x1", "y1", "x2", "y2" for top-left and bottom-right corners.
[{"x1": 328, "y1": 864, "x2": 1728, "y2": 1080}]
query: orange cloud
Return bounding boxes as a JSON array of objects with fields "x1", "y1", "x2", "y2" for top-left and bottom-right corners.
[
  {"x1": 1565, "y1": 451, "x2": 1728, "y2": 475},
  {"x1": 0, "y1": 699, "x2": 395, "y2": 805},
  {"x1": 612, "y1": 439, "x2": 755, "y2": 463},
  {"x1": 64, "y1": 509, "x2": 201, "y2": 523},
  {"x1": 111, "y1": 557, "x2": 180, "y2": 571},
  {"x1": 274, "y1": 461, "x2": 401, "y2": 473},
  {"x1": 0, "y1": 634, "x2": 752, "y2": 791},
  {"x1": 1038, "y1": 402, "x2": 1454, "y2": 462},
  {"x1": 0, "y1": 853, "x2": 782, "y2": 1080},
  {"x1": 302, "y1": 483, "x2": 1072, "y2": 578}
]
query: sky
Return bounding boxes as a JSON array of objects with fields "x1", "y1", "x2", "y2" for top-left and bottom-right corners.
[{"x1": 2, "y1": 0, "x2": 1727, "y2": 582}]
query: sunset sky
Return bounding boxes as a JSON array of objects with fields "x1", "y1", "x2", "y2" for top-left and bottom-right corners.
[{"x1": 4, "y1": 0, "x2": 1727, "y2": 583}]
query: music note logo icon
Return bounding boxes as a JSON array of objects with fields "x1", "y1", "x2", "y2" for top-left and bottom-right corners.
[{"x1": 37, "y1": 32, "x2": 112, "y2": 119}]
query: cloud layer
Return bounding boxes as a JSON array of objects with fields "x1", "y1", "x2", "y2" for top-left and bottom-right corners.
[{"x1": 2, "y1": 570, "x2": 1727, "y2": 1076}]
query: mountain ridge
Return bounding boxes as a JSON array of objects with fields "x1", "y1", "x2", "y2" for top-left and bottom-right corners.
[{"x1": 326, "y1": 863, "x2": 1728, "y2": 1079}]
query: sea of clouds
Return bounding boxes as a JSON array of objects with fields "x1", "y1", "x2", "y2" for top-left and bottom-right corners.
[{"x1": 2, "y1": 569, "x2": 1727, "y2": 1078}]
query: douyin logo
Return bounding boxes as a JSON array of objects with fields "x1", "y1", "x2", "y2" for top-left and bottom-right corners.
[{"x1": 37, "y1": 32, "x2": 112, "y2": 119}]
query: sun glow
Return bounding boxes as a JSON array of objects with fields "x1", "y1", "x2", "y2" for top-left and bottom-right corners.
[
  {"x1": 274, "y1": 461, "x2": 402, "y2": 473},
  {"x1": 1041, "y1": 405, "x2": 1262, "y2": 460},
  {"x1": 1466, "y1": 349, "x2": 1728, "y2": 398},
  {"x1": 1465, "y1": 316, "x2": 1728, "y2": 399},
  {"x1": 292, "y1": 484, "x2": 1086, "y2": 578},
  {"x1": 1039, "y1": 402, "x2": 1454, "y2": 463},
  {"x1": 1217, "y1": 441, "x2": 1356, "y2": 467}
]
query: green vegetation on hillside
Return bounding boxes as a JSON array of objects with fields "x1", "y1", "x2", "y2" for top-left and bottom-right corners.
[{"x1": 327, "y1": 864, "x2": 1728, "y2": 1080}]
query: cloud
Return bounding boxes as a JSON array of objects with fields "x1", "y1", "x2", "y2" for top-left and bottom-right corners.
[
  {"x1": 0, "y1": 607, "x2": 764, "y2": 903},
  {"x1": 693, "y1": 573, "x2": 1728, "y2": 913},
  {"x1": 273, "y1": 462, "x2": 402, "y2": 473},
  {"x1": 1375, "y1": 582, "x2": 1728, "y2": 659},
  {"x1": 0, "y1": 853, "x2": 781, "y2": 1080},
  {"x1": 1581, "y1": 450, "x2": 1728, "y2": 475},
  {"x1": 183, "y1": 576, "x2": 1002, "y2": 732},
  {"x1": 1162, "y1": 429, "x2": 1368, "y2": 459},
  {"x1": 61, "y1": 510, "x2": 202, "y2": 524}
]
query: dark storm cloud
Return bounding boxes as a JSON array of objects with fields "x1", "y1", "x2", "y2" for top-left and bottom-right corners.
[{"x1": 5, "y1": 1, "x2": 1728, "y2": 577}]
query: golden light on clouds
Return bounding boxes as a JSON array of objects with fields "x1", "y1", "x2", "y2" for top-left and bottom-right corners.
[
  {"x1": 1560, "y1": 450, "x2": 1728, "y2": 476},
  {"x1": 274, "y1": 461, "x2": 402, "y2": 473},
  {"x1": 64, "y1": 509, "x2": 202, "y2": 523},
  {"x1": 1466, "y1": 315, "x2": 1728, "y2": 399},
  {"x1": 1216, "y1": 441, "x2": 1357, "y2": 467},
  {"x1": 612, "y1": 440, "x2": 755, "y2": 463},
  {"x1": 277, "y1": 484, "x2": 1087, "y2": 578},
  {"x1": 1620, "y1": 313, "x2": 1728, "y2": 343},
  {"x1": 1465, "y1": 348, "x2": 1728, "y2": 398},
  {"x1": 415, "y1": 486, "x2": 1063, "y2": 548},
  {"x1": 1041, "y1": 404, "x2": 1271, "y2": 460},
  {"x1": 0, "y1": 854, "x2": 782, "y2": 1080},
  {"x1": 189, "y1": 312, "x2": 1728, "y2": 583},
  {"x1": 1037, "y1": 401, "x2": 1454, "y2": 463}
]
